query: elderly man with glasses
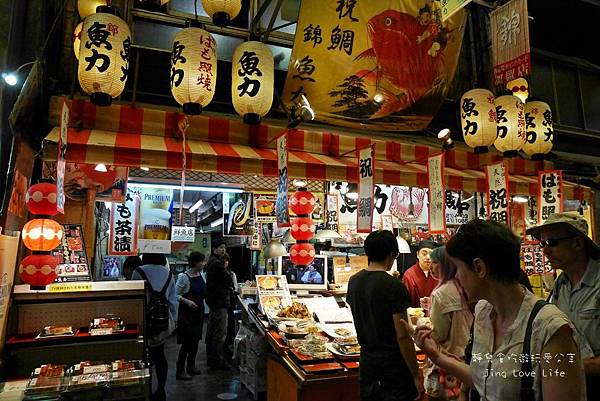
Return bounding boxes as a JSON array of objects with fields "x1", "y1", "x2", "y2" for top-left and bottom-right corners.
[{"x1": 527, "y1": 212, "x2": 600, "y2": 401}]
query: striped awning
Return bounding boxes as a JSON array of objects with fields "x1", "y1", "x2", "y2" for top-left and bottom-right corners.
[{"x1": 43, "y1": 96, "x2": 593, "y2": 201}]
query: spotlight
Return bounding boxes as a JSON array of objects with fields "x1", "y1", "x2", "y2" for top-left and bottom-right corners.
[
  {"x1": 512, "y1": 195, "x2": 529, "y2": 203},
  {"x1": 94, "y1": 163, "x2": 108, "y2": 172},
  {"x1": 2, "y1": 73, "x2": 17, "y2": 86},
  {"x1": 373, "y1": 93, "x2": 384, "y2": 103},
  {"x1": 288, "y1": 94, "x2": 314, "y2": 128},
  {"x1": 437, "y1": 128, "x2": 453, "y2": 150}
]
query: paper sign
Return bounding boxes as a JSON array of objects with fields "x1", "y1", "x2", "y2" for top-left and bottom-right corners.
[
  {"x1": 57, "y1": 100, "x2": 69, "y2": 213},
  {"x1": 171, "y1": 226, "x2": 195, "y2": 242},
  {"x1": 538, "y1": 170, "x2": 563, "y2": 224},
  {"x1": 48, "y1": 282, "x2": 93, "y2": 293},
  {"x1": 109, "y1": 187, "x2": 139, "y2": 255},
  {"x1": 326, "y1": 194, "x2": 340, "y2": 233},
  {"x1": 427, "y1": 153, "x2": 446, "y2": 234},
  {"x1": 485, "y1": 161, "x2": 510, "y2": 225},
  {"x1": 250, "y1": 220, "x2": 262, "y2": 250},
  {"x1": 333, "y1": 255, "x2": 367, "y2": 288},
  {"x1": 138, "y1": 239, "x2": 172, "y2": 254},
  {"x1": 256, "y1": 275, "x2": 293, "y2": 318},
  {"x1": 276, "y1": 132, "x2": 290, "y2": 227},
  {"x1": 357, "y1": 144, "x2": 375, "y2": 233}
]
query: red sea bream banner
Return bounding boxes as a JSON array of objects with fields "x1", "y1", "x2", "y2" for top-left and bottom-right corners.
[{"x1": 283, "y1": 0, "x2": 467, "y2": 131}]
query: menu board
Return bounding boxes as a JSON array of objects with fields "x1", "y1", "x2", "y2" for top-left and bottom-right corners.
[
  {"x1": 52, "y1": 224, "x2": 91, "y2": 282},
  {"x1": 332, "y1": 256, "x2": 367, "y2": 288},
  {"x1": 521, "y1": 242, "x2": 552, "y2": 276},
  {"x1": 256, "y1": 275, "x2": 293, "y2": 318}
]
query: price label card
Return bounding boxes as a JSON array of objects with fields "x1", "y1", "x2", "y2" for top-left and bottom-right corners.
[
  {"x1": 47, "y1": 282, "x2": 92, "y2": 293},
  {"x1": 90, "y1": 328, "x2": 113, "y2": 336}
]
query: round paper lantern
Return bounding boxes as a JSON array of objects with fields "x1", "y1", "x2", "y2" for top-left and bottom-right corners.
[
  {"x1": 78, "y1": 6, "x2": 131, "y2": 106},
  {"x1": 493, "y1": 95, "x2": 526, "y2": 157},
  {"x1": 73, "y1": 22, "x2": 83, "y2": 60},
  {"x1": 460, "y1": 88, "x2": 497, "y2": 153},
  {"x1": 19, "y1": 254, "x2": 59, "y2": 287},
  {"x1": 523, "y1": 101, "x2": 554, "y2": 160},
  {"x1": 22, "y1": 219, "x2": 64, "y2": 251},
  {"x1": 289, "y1": 190, "x2": 316, "y2": 216},
  {"x1": 289, "y1": 243, "x2": 315, "y2": 266},
  {"x1": 201, "y1": 0, "x2": 242, "y2": 27},
  {"x1": 170, "y1": 26, "x2": 217, "y2": 115},
  {"x1": 290, "y1": 217, "x2": 316, "y2": 241},
  {"x1": 77, "y1": 0, "x2": 107, "y2": 18},
  {"x1": 26, "y1": 183, "x2": 58, "y2": 216},
  {"x1": 232, "y1": 41, "x2": 274, "y2": 124},
  {"x1": 506, "y1": 77, "x2": 529, "y2": 103}
]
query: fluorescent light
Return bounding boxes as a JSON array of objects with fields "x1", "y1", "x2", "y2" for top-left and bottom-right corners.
[
  {"x1": 293, "y1": 179, "x2": 307, "y2": 188},
  {"x1": 95, "y1": 163, "x2": 107, "y2": 172},
  {"x1": 210, "y1": 218, "x2": 223, "y2": 227},
  {"x1": 189, "y1": 199, "x2": 203, "y2": 213},
  {"x1": 140, "y1": 167, "x2": 150, "y2": 171},
  {"x1": 513, "y1": 195, "x2": 529, "y2": 203},
  {"x1": 128, "y1": 182, "x2": 243, "y2": 193}
]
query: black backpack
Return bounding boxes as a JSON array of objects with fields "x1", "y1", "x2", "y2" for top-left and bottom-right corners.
[{"x1": 136, "y1": 268, "x2": 172, "y2": 336}]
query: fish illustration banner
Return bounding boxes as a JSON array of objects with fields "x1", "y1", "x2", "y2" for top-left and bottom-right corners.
[
  {"x1": 485, "y1": 161, "x2": 510, "y2": 225},
  {"x1": 276, "y1": 132, "x2": 290, "y2": 227},
  {"x1": 357, "y1": 145, "x2": 375, "y2": 233},
  {"x1": 283, "y1": 0, "x2": 467, "y2": 131},
  {"x1": 223, "y1": 192, "x2": 254, "y2": 236},
  {"x1": 538, "y1": 170, "x2": 563, "y2": 224},
  {"x1": 427, "y1": 153, "x2": 446, "y2": 234}
]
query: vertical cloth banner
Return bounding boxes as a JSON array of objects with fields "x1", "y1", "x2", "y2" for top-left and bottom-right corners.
[
  {"x1": 56, "y1": 99, "x2": 69, "y2": 214},
  {"x1": 538, "y1": 170, "x2": 563, "y2": 224},
  {"x1": 276, "y1": 132, "x2": 290, "y2": 227},
  {"x1": 427, "y1": 153, "x2": 446, "y2": 234},
  {"x1": 109, "y1": 187, "x2": 139, "y2": 255},
  {"x1": 357, "y1": 144, "x2": 375, "y2": 233},
  {"x1": 282, "y1": 0, "x2": 467, "y2": 131},
  {"x1": 485, "y1": 161, "x2": 510, "y2": 225},
  {"x1": 490, "y1": 0, "x2": 531, "y2": 85}
]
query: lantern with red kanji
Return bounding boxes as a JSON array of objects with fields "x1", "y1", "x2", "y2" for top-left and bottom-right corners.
[
  {"x1": 289, "y1": 242, "x2": 316, "y2": 266},
  {"x1": 26, "y1": 183, "x2": 59, "y2": 216},
  {"x1": 288, "y1": 188, "x2": 316, "y2": 266},
  {"x1": 19, "y1": 254, "x2": 59, "y2": 287}
]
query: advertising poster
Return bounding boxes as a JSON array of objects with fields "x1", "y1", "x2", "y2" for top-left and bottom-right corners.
[
  {"x1": 223, "y1": 192, "x2": 254, "y2": 236},
  {"x1": 254, "y1": 194, "x2": 277, "y2": 223},
  {"x1": 282, "y1": 0, "x2": 467, "y2": 131},
  {"x1": 109, "y1": 187, "x2": 139, "y2": 255},
  {"x1": 7, "y1": 170, "x2": 27, "y2": 219},
  {"x1": 53, "y1": 224, "x2": 91, "y2": 282},
  {"x1": 137, "y1": 187, "x2": 174, "y2": 240},
  {"x1": 256, "y1": 275, "x2": 293, "y2": 318}
]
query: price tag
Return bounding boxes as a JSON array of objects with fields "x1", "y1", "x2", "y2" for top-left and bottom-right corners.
[
  {"x1": 90, "y1": 328, "x2": 113, "y2": 336},
  {"x1": 47, "y1": 282, "x2": 92, "y2": 293},
  {"x1": 138, "y1": 239, "x2": 171, "y2": 254}
]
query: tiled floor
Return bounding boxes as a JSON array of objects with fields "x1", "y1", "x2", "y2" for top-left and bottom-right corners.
[{"x1": 160, "y1": 333, "x2": 262, "y2": 401}]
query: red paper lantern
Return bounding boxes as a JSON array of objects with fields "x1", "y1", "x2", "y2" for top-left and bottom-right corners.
[
  {"x1": 290, "y1": 217, "x2": 316, "y2": 241},
  {"x1": 289, "y1": 190, "x2": 316, "y2": 216},
  {"x1": 22, "y1": 219, "x2": 64, "y2": 251},
  {"x1": 19, "y1": 254, "x2": 59, "y2": 287},
  {"x1": 289, "y1": 243, "x2": 315, "y2": 266},
  {"x1": 26, "y1": 183, "x2": 58, "y2": 216}
]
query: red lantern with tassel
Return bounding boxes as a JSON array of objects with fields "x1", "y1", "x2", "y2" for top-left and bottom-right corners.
[
  {"x1": 19, "y1": 254, "x2": 59, "y2": 287},
  {"x1": 289, "y1": 243, "x2": 316, "y2": 266}
]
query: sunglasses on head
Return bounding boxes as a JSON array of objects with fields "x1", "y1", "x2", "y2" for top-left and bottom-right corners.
[{"x1": 539, "y1": 235, "x2": 577, "y2": 248}]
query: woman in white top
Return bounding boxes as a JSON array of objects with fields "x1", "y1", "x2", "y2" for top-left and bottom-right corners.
[
  {"x1": 423, "y1": 246, "x2": 473, "y2": 400},
  {"x1": 410, "y1": 220, "x2": 586, "y2": 401}
]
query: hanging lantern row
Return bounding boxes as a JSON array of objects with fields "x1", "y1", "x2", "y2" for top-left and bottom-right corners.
[
  {"x1": 460, "y1": 88, "x2": 554, "y2": 159},
  {"x1": 289, "y1": 189, "x2": 316, "y2": 267},
  {"x1": 201, "y1": 0, "x2": 242, "y2": 27},
  {"x1": 19, "y1": 183, "x2": 63, "y2": 289}
]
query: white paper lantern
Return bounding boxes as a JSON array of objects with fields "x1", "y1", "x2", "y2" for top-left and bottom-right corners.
[
  {"x1": 493, "y1": 95, "x2": 526, "y2": 157},
  {"x1": 201, "y1": 0, "x2": 242, "y2": 27},
  {"x1": 77, "y1": 7, "x2": 131, "y2": 106},
  {"x1": 170, "y1": 27, "x2": 217, "y2": 115},
  {"x1": 506, "y1": 77, "x2": 529, "y2": 103},
  {"x1": 460, "y1": 88, "x2": 497, "y2": 153},
  {"x1": 231, "y1": 41, "x2": 274, "y2": 124},
  {"x1": 77, "y1": 0, "x2": 107, "y2": 18},
  {"x1": 73, "y1": 22, "x2": 83, "y2": 60},
  {"x1": 523, "y1": 101, "x2": 554, "y2": 159}
]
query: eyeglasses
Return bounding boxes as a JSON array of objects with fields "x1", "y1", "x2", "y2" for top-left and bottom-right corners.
[{"x1": 539, "y1": 235, "x2": 577, "y2": 248}]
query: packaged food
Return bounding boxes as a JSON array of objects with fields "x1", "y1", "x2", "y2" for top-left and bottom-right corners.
[
  {"x1": 32, "y1": 364, "x2": 67, "y2": 378},
  {"x1": 38, "y1": 326, "x2": 74, "y2": 337},
  {"x1": 90, "y1": 316, "x2": 125, "y2": 334},
  {"x1": 111, "y1": 359, "x2": 144, "y2": 372},
  {"x1": 111, "y1": 370, "x2": 142, "y2": 385},
  {"x1": 70, "y1": 372, "x2": 111, "y2": 388}
]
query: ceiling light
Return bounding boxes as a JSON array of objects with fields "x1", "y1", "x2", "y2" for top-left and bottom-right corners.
[
  {"x1": 437, "y1": 128, "x2": 451, "y2": 140},
  {"x1": 128, "y1": 182, "x2": 243, "y2": 193},
  {"x1": 314, "y1": 229, "x2": 342, "y2": 241},
  {"x1": 94, "y1": 163, "x2": 108, "y2": 172},
  {"x1": 210, "y1": 218, "x2": 224, "y2": 227},
  {"x1": 373, "y1": 93, "x2": 384, "y2": 103},
  {"x1": 2, "y1": 73, "x2": 17, "y2": 86},
  {"x1": 512, "y1": 195, "x2": 529, "y2": 203},
  {"x1": 293, "y1": 179, "x2": 307, "y2": 188},
  {"x1": 140, "y1": 166, "x2": 150, "y2": 171},
  {"x1": 189, "y1": 199, "x2": 203, "y2": 213},
  {"x1": 264, "y1": 239, "x2": 287, "y2": 259}
]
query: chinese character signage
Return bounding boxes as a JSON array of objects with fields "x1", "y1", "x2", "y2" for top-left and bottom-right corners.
[
  {"x1": 490, "y1": 0, "x2": 531, "y2": 85},
  {"x1": 57, "y1": 100, "x2": 69, "y2": 214},
  {"x1": 440, "y1": 0, "x2": 473, "y2": 22},
  {"x1": 427, "y1": 154, "x2": 446, "y2": 234},
  {"x1": 485, "y1": 161, "x2": 510, "y2": 225},
  {"x1": 276, "y1": 132, "x2": 290, "y2": 227},
  {"x1": 445, "y1": 191, "x2": 471, "y2": 225},
  {"x1": 538, "y1": 170, "x2": 563, "y2": 224},
  {"x1": 171, "y1": 226, "x2": 195, "y2": 243},
  {"x1": 282, "y1": 0, "x2": 467, "y2": 131},
  {"x1": 326, "y1": 193, "x2": 339, "y2": 233},
  {"x1": 250, "y1": 220, "x2": 262, "y2": 251},
  {"x1": 223, "y1": 192, "x2": 254, "y2": 236},
  {"x1": 109, "y1": 187, "x2": 139, "y2": 255},
  {"x1": 357, "y1": 145, "x2": 375, "y2": 233}
]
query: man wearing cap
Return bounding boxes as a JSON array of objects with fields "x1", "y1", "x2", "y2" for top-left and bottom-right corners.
[
  {"x1": 402, "y1": 240, "x2": 438, "y2": 307},
  {"x1": 527, "y1": 212, "x2": 600, "y2": 400}
]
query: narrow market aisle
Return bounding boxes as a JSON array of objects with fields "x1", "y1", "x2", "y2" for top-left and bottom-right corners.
[{"x1": 162, "y1": 334, "x2": 258, "y2": 401}]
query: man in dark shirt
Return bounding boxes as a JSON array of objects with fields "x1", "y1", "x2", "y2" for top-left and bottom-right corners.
[
  {"x1": 205, "y1": 238, "x2": 233, "y2": 370},
  {"x1": 347, "y1": 230, "x2": 423, "y2": 401}
]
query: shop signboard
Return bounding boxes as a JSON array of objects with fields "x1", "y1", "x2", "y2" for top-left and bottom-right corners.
[
  {"x1": 276, "y1": 132, "x2": 290, "y2": 227},
  {"x1": 445, "y1": 191, "x2": 472, "y2": 225},
  {"x1": 427, "y1": 154, "x2": 446, "y2": 234},
  {"x1": 538, "y1": 170, "x2": 563, "y2": 224},
  {"x1": 441, "y1": 0, "x2": 473, "y2": 22},
  {"x1": 223, "y1": 192, "x2": 254, "y2": 236},
  {"x1": 57, "y1": 100, "x2": 69, "y2": 214},
  {"x1": 357, "y1": 145, "x2": 375, "y2": 233},
  {"x1": 282, "y1": 0, "x2": 467, "y2": 131},
  {"x1": 171, "y1": 226, "x2": 195, "y2": 243},
  {"x1": 490, "y1": 0, "x2": 531, "y2": 85},
  {"x1": 137, "y1": 187, "x2": 174, "y2": 240},
  {"x1": 109, "y1": 187, "x2": 139, "y2": 255},
  {"x1": 485, "y1": 161, "x2": 510, "y2": 225}
]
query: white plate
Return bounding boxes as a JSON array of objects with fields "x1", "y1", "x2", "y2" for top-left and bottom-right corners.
[
  {"x1": 325, "y1": 342, "x2": 360, "y2": 357},
  {"x1": 319, "y1": 323, "x2": 356, "y2": 338}
]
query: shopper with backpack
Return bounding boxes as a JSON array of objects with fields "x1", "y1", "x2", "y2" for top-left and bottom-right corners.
[
  {"x1": 133, "y1": 253, "x2": 177, "y2": 401},
  {"x1": 408, "y1": 220, "x2": 586, "y2": 401}
]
